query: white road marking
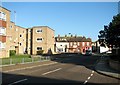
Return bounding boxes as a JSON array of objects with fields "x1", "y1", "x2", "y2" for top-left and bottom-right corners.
[
  {"x1": 84, "y1": 80, "x2": 88, "y2": 84},
  {"x1": 83, "y1": 70, "x2": 95, "y2": 84},
  {"x1": 4, "y1": 62, "x2": 57, "y2": 73},
  {"x1": 42, "y1": 68, "x2": 62, "y2": 75},
  {"x1": 90, "y1": 73, "x2": 93, "y2": 76},
  {"x1": 87, "y1": 77, "x2": 91, "y2": 80},
  {"x1": 8, "y1": 78, "x2": 27, "y2": 85},
  {"x1": 92, "y1": 71, "x2": 94, "y2": 73}
]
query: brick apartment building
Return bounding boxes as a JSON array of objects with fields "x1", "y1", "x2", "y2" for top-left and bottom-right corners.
[
  {"x1": 0, "y1": 7, "x2": 55, "y2": 58},
  {"x1": 26, "y1": 26, "x2": 55, "y2": 55},
  {"x1": 55, "y1": 35, "x2": 92, "y2": 54},
  {"x1": 0, "y1": 6, "x2": 10, "y2": 58}
]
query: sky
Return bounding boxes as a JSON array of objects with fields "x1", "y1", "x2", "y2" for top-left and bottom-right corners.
[{"x1": 2, "y1": 2, "x2": 118, "y2": 41}]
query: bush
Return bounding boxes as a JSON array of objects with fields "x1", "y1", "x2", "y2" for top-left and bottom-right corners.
[
  {"x1": 10, "y1": 50, "x2": 16, "y2": 56},
  {"x1": 37, "y1": 50, "x2": 44, "y2": 55}
]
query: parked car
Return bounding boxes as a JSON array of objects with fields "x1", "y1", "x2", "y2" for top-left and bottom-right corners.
[{"x1": 85, "y1": 50, "x2": 92, "y2": 56}]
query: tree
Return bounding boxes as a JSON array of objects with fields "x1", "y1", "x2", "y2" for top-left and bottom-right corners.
[{"x1": 98, "y1": 13, "x2": 120, "y2": 48}]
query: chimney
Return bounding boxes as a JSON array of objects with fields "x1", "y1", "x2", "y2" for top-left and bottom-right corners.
[
  {"x1": 58, "y1": 35, "x2": 60, "y2": 40},
  {"x1": 75, "y1": 34, "x2": 77, "y2": 38},
  {"x1": 65, "y1": 35, "x2": 67, "y2": 37},
  {"x1": 58, "y1": 35, "x2": 60, "y2": 38}
]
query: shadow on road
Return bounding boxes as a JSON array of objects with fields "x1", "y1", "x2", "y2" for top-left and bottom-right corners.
[
  {"x1": 2, "y1": 72, "x2": 114, "y2": 85},
  {"x1": 49, "y1": 53, "x2": 100, "y2": 71}
]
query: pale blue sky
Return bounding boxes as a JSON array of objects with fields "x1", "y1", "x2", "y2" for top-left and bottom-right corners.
[{"x1": 2, "y1": 2, "x2": 118, "y2": 41}]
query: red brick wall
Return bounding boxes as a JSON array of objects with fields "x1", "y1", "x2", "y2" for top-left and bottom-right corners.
[
  {"x1": 0, "y1": 20, "x2": 7, "y2": 28},
  {"x1": 0, "y1": 36, "x2": 6, "y2": 43}
]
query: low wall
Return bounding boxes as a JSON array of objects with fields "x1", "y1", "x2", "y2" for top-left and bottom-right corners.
[{"x1": 109, "y1": 59, "x2": 120, "y2": 72}]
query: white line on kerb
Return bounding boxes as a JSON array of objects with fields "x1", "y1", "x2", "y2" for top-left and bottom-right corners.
[
  {"x1": 8, "y1": 78, "x2": 27, "y2": 85},
  {"x1": 42, "y1": 68, "x2": 62, "y2": 75}
]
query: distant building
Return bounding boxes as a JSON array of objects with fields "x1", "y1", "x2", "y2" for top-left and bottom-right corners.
[
  {"x1": 92, "y1": 40, "x2": 112, "y2": 53},
  {"x1": 55, "y1": 35, "x2": 92, "y2": 54}
]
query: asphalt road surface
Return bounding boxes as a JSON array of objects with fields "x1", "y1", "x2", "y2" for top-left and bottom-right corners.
[{"x1": 1, "y1": 54, "x2": 120, "y2": 85}]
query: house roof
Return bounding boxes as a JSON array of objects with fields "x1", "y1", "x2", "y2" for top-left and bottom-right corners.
[{"x1": 55, "y1": 36, "x2": 92, "y2": 42}]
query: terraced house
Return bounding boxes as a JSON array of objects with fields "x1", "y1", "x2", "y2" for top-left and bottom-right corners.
[
  {"x1": 0, "y1": 7, "x2": 55, "y2": 58},
  {"x1": 55, "y1": 35, "x2": 92, "y2": 54}
]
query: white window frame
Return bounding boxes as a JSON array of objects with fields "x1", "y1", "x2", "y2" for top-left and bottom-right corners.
[
  {"x1": 78, "y1": 42, "x2": 80, "y2": 46},
  {"x1": 37, "y1": 47, "x2": 42, "y2": 51},
  {"x1": 20, "y1": 43, "x2": 22, "y2": 46},
  {"x1": 36, "y1": 29, "x2": 42, "y2": 33},
  {"x1": 70, "y1": 42, "x2": 72, "y2": 46},
  {"x1": 20, "y1": 34, "x2": 22, "y2": 38},
  {"x1": 36, "y1": 38, "x2": 43, "y2": 42},
  {"x1": 87, "y1": 42, "x2": 89, "y2": 46},
  {"x1": 0, "y1": 12, "x2": 6, "y2": 21},
  {"x1": 82, "y1": 42, "x2": 85, "y2": 46}
]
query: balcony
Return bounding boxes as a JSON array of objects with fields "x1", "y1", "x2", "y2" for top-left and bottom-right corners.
[
  {"x1": 0, "y1": 20, "x2": 7, "y2": 28},
  {"x1": 0, "y1": 27, "x2": 6, "y2": 35},
  {"x1": 0, "y1": 36, "x2": 6, "y2": 43}
]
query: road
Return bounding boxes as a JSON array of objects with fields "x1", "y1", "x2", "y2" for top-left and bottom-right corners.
[{"x1": 1, "y1": 54, "x2": 120, "y2": 85}]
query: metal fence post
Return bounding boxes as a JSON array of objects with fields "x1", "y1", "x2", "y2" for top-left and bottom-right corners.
[
  {"x1": 32, "y1": 57, "x2": 34, "y2": 62},
  {"x1": 10, "y1": 59, "x2": 12, "y2": 65},
  {"x1": 22, "y1": 58, "x2": 24, "y2": 64},
  {"x1": 39, "y1": 57, "x2": 41, "y2": 62}
]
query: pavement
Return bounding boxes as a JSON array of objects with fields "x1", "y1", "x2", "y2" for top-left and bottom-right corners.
[{"x1": 95, "y1": 56, "x2": 120, "y2": 79}]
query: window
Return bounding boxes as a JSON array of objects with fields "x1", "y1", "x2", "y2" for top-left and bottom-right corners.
[
  {"x1": 70, "y1": 42, "x2": 72, "y2": 46},
  {"x1": 0, "y1": 12, "x2": 6, "y2": 21},
  {"x1": 20, "y1": 43, "x2": 22, "y2": 46},
  {"x1": 16, "y1": 28, "x2": 18, "y2": 31},
  {"x1": 37, "y1": 47, "x2": 42, "y2": 50},
  {"x1": 20, "y1": 34, "x2": 22, "y2": 37},
  {"x1": 0, "y1": 12, "x2": 2, "y2": 19},
  {"x1": 78, "y1": 42, "x2": 79, "y2": 46},
  {"x1": 82, "y1": 42, "x2": 85, "y2": 46},
  {"x1": 87, "y1": 42, "x2": 89, "y2": 46},
  {"x1": 29, "y1": 30, "x2": 31, "y2": 32},
  {"x1": 10, "y1": 25, "x2": 12, "y2": 29},
  {"x1": 0, "y1": 42, "x2": 5, "y2": 49},
  {"x1": 2, "y1": 12, "x2": 6, "y2": 21},
  {"x1": 37, "y1": 38, "x2": 42, "y2": 42},
  {"x1": 0, "y1": 27, "x2": 6, "y2": 35},
  {"x1": 58, "y1": 48, "x2": 63, "y2": 52},
  {"x1": 36, "y1": 29, "x2": 42, "y2": 33},
  {"x1": 74, "y1": 42, "x2": 76, "y2": 45}
]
